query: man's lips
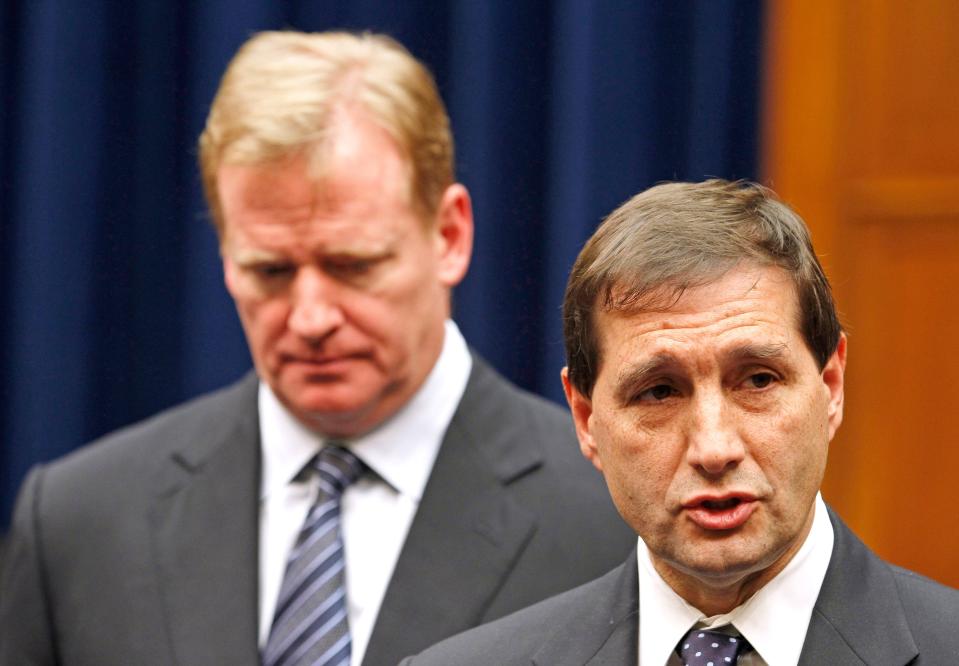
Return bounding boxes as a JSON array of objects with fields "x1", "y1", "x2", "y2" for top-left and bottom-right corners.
[
  {"x1": 681, "y1": 493, "x2": 758, "y2": 531},
  {"x1": 280, "y1": 352, "x2": 367, "y2": 372}
]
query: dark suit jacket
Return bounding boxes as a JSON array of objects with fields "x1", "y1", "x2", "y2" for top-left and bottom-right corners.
[
  {"x1": 0, "y1": 356, "x2": 635, "y2": 666},
  {"x1": 400, "y1": 510, "x2": 959, "y2": 665}
]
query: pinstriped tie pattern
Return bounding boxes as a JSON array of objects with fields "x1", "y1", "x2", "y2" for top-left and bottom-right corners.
[{"x1": 263, "y1": 445, "x2": 365, "y2": 666}]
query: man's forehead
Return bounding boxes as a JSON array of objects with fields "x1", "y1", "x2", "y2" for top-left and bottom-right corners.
[
  {"x1": 227, "y1": 234, "x2": 395, "y2": 263},
  {"x1": 594, "y1": 266, "x2": 804, "y2": 354},
  {"x1": 218, "y1": 166, "x2": 406, "y2": 258},
  {"x1": 217, "y1": 147, "x2": 417, "y2": 239},
  {"x1": 218, "y1": 160, "x2": 408, "y2": 210},
  {"x1": 605, "y1": 265, "x2": 794, "y2": 318},
  {"x1": 218, "y1": 111, "x2": 414, "y2": 203}
]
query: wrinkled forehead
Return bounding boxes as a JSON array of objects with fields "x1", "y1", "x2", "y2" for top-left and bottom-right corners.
[
  {"x1": 595, "y1": 264, "x2": 804, "y2": 349},
  {"x1": 605, "y1": 257, "x2": 798, "y2": 312}
]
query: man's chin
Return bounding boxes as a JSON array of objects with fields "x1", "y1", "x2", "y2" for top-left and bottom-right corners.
[
  {"x1": 268, "y1": 366, "x2": 413, "y2": 437},
  {"x1": 268, "y1": 373, "x2": 367, "y2": 421},
  {"x1": 289, "y1": 398, "x2": 374, "y2": 431},
  {"x1": 658, "y1": 532, "x2": 772, "y2": 579}
]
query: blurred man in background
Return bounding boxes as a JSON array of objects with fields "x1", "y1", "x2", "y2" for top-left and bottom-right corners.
[{"x1": 0, "y1": 31, "x2": 632, "y2": 666}]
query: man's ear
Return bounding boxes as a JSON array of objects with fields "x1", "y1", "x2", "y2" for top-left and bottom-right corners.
[
  {"x1": 433, "y1": 183, "x2": 473, "y2": 287},
  {"x1": 823, "y1": 333, "x2": 847, "y2": 441},
  {"x1": 562, "y1": 367, "x2": 603, "y2": 472}
]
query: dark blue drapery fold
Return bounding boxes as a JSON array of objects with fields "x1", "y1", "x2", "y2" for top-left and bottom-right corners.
[{"x1": 0, "y1": 1, "x2": 762, "y2": 526}]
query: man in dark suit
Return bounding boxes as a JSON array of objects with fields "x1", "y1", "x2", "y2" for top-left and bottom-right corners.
[
  {"x1": 402, "y1": 180, "x2": 959, "y2": 665},
  {"x1": 0, "y1": 31, "x2": 633, "y2": 666}
]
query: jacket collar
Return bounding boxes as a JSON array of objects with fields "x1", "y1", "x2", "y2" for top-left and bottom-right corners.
[
  {"x1": 799, "y1": 508, "x2": 918, "y2": 665},
  {"x1": 149, "y1": 373, "x2": 262, "y2": 666},
  {"x1": 362, "y1": 356, "x2": 546, "y2": 665}
]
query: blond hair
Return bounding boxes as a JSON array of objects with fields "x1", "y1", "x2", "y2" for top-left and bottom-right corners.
[{"x1": 198, "y1": 30, "x2": 454, "y2": 233}]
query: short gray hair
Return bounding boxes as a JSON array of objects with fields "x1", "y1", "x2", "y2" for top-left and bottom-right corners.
[{"x1": 563, "y1": 179, "x2": 841, "y2": 397}]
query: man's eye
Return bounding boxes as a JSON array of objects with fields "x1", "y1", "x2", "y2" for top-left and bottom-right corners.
[
  {"x1": 327, "y1": 259, "x2": 375, "y2": 276},
  {"x1": 253, "y1": 264, "x2": 294, "y2": 278},
  {"x1": 340, "y1": 261, "x2": 372, "y2": 273},
  {"x1": 747, "y1": 372, "x2": 776, "y2": 389},
  {"x1": 637, "y1": 384, "x2": 677, "y2": 402}
]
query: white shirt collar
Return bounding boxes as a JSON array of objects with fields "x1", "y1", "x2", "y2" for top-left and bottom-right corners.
[
  {"x1": 259, "y1": 319, "x2": 473, "y2": 502},
  {"x1": 258, "y1": 383, "x2": 322, "y2": 502},
  {"x1": 638, "y1": 493, "x2": 834, "y2": 666}
]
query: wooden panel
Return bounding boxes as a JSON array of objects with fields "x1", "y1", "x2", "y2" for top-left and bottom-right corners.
[
  {"x1": 763, "y1": 0, "x2": 959, "y2": 587},
  {"x1": 841, "y1": 2, "x2": 959, "y2": 176},
  {"x1": 761, "y1": 1, "x2": 844, "y2": 260},
  {"x1": 831, "y1": 215, "x2": 959, "y2": 584}
]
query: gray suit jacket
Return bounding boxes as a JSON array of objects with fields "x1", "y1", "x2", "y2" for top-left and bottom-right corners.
[
  {"x1": 400, "y1": 510, "x2": 959, "y2": 665},
  {"x1": 0, "y1": 356, "x2": 635, "y2": 666}
]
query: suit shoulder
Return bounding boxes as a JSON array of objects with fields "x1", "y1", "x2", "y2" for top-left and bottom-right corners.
[
  {"x1": 457, "y1": 356, "x2": 611, "y2": 502},
  {"x1": 403, "y1": 565, "x2": 625, "y2": 665},
  {"x1": 465, "y1": 355, "x2": 572, "y2": 428},
  {"x1": 890, "y1": 565, "x2": 959, "y2": 659},
  {"x1": 892, "y1": 564, "x2": 959, "y2": 619},
  {"x1": 40, "y1": 373, "x2": 258, "y2": 481}
]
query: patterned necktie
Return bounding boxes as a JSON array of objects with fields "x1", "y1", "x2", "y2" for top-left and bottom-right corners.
[
  {"x1": 263, "y1": 445, "x2": 365, "y2": 666},
  {"x1": 675, "y1": 627, "x2": 751, "y2": 666}
]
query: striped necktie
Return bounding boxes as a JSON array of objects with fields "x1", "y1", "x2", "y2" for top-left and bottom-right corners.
[{"x1": 263, "y1": 445, "x2": 365, "y2": 666}]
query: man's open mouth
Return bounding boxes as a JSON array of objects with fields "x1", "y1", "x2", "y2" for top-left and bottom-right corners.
[{"x1": 700, "y1": 497, "x2": 742, "y2": 510}]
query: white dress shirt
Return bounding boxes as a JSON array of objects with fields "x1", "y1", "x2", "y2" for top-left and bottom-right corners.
[
  {"x1": 638, "y1": 493, "x2": 834, "y2": 666},
  {"x1": 257, "y1": 320, "x2": 472, "y2": 666}
]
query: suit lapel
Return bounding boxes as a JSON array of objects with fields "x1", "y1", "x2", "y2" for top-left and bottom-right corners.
[
  {"x1": 363, "y1": 357, "x2": 544, "y2": 665},
  {"x1": 522, "y1": 511, "x2": 921, "y2": 666},
  {"x1": 532, "y1": 552, "x2": 639, "y2": 666},
  {"x1": 799, "y1": 509, "x2": 918, "y2": 665},
  {"x1": 149, "y1": 375, "x2": 262, "y2": 666}
]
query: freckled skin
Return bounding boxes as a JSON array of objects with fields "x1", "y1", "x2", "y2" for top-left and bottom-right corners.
[
  {"x1": 564, "y1": 265, "x2": 846, "y2": 614},
  {"x1": 218, "y1": 109, "x2": 473, "y2": 438}
]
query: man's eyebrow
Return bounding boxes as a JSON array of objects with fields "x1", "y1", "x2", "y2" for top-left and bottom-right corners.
[
  {"x1": 323, "y1": 244, "x2": 394, "y2": 260},
  {"x1": 612, "y1": 353, "x2": 679, "y2": 404},
  {"x1": 725, "y1": 342, "x2": 789, "y2": 363},
  {"x1": 231, "y1": 248, "x2": 285, "y2": 266}
]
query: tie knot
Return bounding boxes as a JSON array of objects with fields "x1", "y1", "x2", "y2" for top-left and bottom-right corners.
[
  {"x1": 676, "y1": 627, "x2": 750, "y2": 666},
  {"x1": 309, "y1": 444, "x2": 365, "y2": 496}
]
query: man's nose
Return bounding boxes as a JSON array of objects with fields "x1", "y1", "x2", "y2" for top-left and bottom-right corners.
[
  {"x1": 287, "y1": 267, "x2": 344, "y2": 340},
  {"x1": 684, "y1": 389, "x2": 746, "y2": 475}
]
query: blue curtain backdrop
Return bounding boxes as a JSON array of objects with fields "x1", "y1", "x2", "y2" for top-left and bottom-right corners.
[{"x1": 0, "y1": 1, "x2": 763, "y2": 526}]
